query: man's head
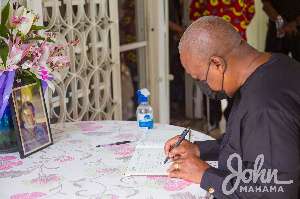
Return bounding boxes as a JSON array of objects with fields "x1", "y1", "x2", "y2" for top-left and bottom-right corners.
[
  {"x1": 179, "y1": 16, "x2": 244, "y2": 98},
  {"x1": 21, "y1": 101, "x2": 36, "y2": 129}
]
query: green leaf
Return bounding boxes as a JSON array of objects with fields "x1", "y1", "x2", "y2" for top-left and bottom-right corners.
[
  {"x1": 0, "y1": 2, "x2": 10, "y2": 39},
  {"x1": 24, "y1": 37, "x2": 55, "y2": 43},
  {"x1": 47, "y1": 39, "x2": 55, "y2": 43},
  {"x1": 1, "y1": 2, "x2": 10, "y2": 27},
  {"x1": 0, "y1": 43, "x2": 9, "y2": 68},
  {"x1": 18, "y1": 69, "x2": 41, "y2": 92},
  {"x1": 0, "y1": 26, "x2": 10, "y2": 39},
  {"x1": 30, "y1": 26, "x2": 49, "y2": 31}
]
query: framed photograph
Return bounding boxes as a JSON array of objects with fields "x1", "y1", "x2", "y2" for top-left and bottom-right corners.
[{"x1": 9, "y1": 82, "x2": 53, "y2": 158}]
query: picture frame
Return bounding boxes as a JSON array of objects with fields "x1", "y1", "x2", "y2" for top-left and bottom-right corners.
[{"x1": 9, "y1": 81, "x2": 53, "y2": 159}]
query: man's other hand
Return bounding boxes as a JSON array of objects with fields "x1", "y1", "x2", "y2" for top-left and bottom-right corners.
[
  {"x1": 281, "y1": 21, "x2": 298, "y2": 36},
  {"x1": 167, "y1": 155, "x2": 211, "y2": 184}
]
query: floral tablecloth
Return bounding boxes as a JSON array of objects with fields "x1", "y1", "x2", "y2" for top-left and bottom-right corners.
[{"x1": 0, "y1": 121, "x2": 216, "y2": 199}]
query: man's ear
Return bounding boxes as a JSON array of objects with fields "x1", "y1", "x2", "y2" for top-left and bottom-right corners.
[{"x1": 209, "y1": 56, "x2": 226, "y2": 74}]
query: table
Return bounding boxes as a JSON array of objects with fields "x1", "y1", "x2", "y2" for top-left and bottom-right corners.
[{"x1": 0, "y1": 121, "x2": 216, "y2": 199}]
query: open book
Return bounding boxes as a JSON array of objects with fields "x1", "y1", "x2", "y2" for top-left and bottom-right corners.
[
  {"x1": 124, "y1": 128, "x2": 190, "y2": 176},
  {"x1": 124, "y1": 128, "x2": 218, "y2": 176}
]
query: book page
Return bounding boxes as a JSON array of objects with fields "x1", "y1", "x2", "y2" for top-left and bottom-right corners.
[
  {"x1": 125, "y1": 127, "x2": 217, "y2": 176},
  {"x1": 124, "y1": 148, "x2": 218, "y2": 176},
  {"x1": 136, "y1": 129, "x2": 188, "y2": 149},
  {"x1": 125, "y1": 148, "x2": 172, "y2": 176}
]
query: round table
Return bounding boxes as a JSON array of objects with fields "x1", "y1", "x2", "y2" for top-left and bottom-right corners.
[{"x1": 0, "y1": 121, "x2": 216, "y2": 199}]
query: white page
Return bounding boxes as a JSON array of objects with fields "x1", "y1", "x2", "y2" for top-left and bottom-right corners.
[
  {"x1": 125, "y1": 148, "x2": 172, "y2": 176},
  {"x1": 136, "y1": 128, "x2": 188, "y2": 149},
  {"x1": 125, "y1": 127, "x2": 218, "y2": 176},
  {"x1": 124, "y1": 148, "x2": 218, "y2": 176}
]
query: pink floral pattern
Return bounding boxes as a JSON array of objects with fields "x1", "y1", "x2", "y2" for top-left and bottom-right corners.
[
  {"x1": 114, "y1": 147, "x2": 135, "y2": 155},
  {"x1": 96, "y1": 168, "x2": 121, "y2": 174},
  {"x1": 81, "y1": 125, "x2": 103, "y2": 131},
  {"x1": 74, "y1": 122, "x2": 96, "y2": 126},
  {"x1": 163, "y1": 180, "x2": 193, "y2": 191},
  {"x1": 0, "y1": 156, "x2": 23, "y2": 170},
  {"x1": 103, "y1": 144, "x2": 130, "y2": 148},
  {"x1": 31, "y1": 175, "x2": 60, "y2": 185},
  {"x1": 115, "y1": 134, "x2": 135, "y2": 139},
  {"x1": 10, "y1": 192, "x2": 46, "y2": 199},
  {"x1": 54, "y1": 156, "x2": 74, "y2": 162},
  {"x1": 0, "y1": 156, "x2": 16, "y2": 161},
  {"x1": 0, "y1": 121, "x2": 212, "y2": 198},
  {"x1": 101, "y1": 195, "x2": 119, "y2": 199},
  {"x1": 147, "y1": 176, "x2": 168, "y2": 180},
  {"x1": 63, "y1": 140, "x2": 83, "y2": 144}
]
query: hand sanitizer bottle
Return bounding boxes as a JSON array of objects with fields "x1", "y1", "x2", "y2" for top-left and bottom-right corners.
[
  {"x1": 136, "y1": 88, "x2": 153, "y2": 130},
  {"x1": 276, "y1": 15, "x2": 285, "y2": 38}
]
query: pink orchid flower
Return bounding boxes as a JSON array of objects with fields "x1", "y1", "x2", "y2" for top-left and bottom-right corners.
[
  {"x1": 0, "y1": 36, "x2": 24, "y2": 71},
  {"x1": 29, "y1": 44, "x2": 62, "y2": 91}
]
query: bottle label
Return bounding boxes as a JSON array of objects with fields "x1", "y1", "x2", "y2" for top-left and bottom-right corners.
[{"x1": 138, "y1": 113, "x2": 153, "y2": 130}]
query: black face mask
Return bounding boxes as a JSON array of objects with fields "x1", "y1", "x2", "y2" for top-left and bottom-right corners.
[{"x1": 196, "y1": 63, "x2": 228, "y2": 100}]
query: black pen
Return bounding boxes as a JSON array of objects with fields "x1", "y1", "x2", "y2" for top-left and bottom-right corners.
[
  {"x1": 96, "y1": 141, "x2": 131, "y2": 147},
  {"x1": 164, "y1": 127, "x2": 190, "y2": 164}
]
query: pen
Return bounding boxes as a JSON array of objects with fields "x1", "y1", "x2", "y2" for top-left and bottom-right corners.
[
  {"x1": 164, "y1": 127, "x2": 190, "y2": 164},
  {"x1": 96, "y1": 141, "x2": 131, "y2": 147}
]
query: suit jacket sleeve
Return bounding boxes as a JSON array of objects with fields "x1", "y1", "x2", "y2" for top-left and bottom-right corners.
[{"x1": 199, "y1": 108, "x2": 299, "y2": 198}]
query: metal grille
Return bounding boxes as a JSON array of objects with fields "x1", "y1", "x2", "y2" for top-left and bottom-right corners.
[{"x1": 42, "y1": 0, "x2": 121, "y2": 123}]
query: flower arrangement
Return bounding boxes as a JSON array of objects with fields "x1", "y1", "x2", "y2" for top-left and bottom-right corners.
[{"x1": 0, "y1": 2, "x2": 78, "y2": 119}]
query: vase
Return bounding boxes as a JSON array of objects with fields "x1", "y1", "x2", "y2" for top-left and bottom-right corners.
[{"x1": 0, "y1": 105, "x2": 18, "y2": 153}]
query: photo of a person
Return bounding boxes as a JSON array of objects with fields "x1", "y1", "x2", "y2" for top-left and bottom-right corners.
[
  {"x1": 11, "y1": 82, "x2": 52, "y2": 158},
  {"x1": 19, "y1": 101, "x2": 49, "y2": 153}
]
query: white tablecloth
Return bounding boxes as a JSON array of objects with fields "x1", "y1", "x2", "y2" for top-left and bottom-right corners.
[{"x1": 0, "y1": 121, "x2": 216, "y2": 199}]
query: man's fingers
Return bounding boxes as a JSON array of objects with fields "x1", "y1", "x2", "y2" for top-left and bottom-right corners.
[
  {"x1": 170, "y1": 154, "x2": 181, "y2": 161},
  {"x1": 168, "y1": 145, "x2": 186, "y2": 159},
  {"x1": 167, "y1": 162, "x2": 185, "y2": 179},
  {"x1": 167, "y1": 161, "x2": 182, "y2": 173},
  {"x1": 168, "y1": 170, "x2": 182, "y2": 179},
  {"x1": 164, "y1": 136, "x2": 180, "y2": 156}
]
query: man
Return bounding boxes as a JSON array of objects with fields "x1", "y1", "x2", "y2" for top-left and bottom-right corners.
[
  {"x1": 165, "y1": 16, "x2": 300, "y2": 198},
  {"x1": 262, "y1": 0, "x2": 300, "y2": 62},
  {"x1": 20, "y1": 101, "x2": 49, "y2": 153},
  {"x1": 190, "y1": 0, "x2": 255, "y2": 128}
]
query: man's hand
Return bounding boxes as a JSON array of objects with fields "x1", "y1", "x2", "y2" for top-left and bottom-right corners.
[
  {"x1": 280, "y1": 21, "x2": 298, "y2": 36},
  {"x1": 164, "y1": 135, "x2": 200, "y2": 161},
  {"x1": 166, "y1": 155, "x2": 211, "y2": 184}
]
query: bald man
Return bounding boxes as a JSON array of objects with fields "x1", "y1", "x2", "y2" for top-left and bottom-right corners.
[{"x1": 164, "y1": 16, "x2": 300, "y2": 198}]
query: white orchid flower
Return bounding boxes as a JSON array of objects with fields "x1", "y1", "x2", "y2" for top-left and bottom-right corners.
[
  {"x1": 8, "y1": 5, "x2": 26, "y2": 29},
  {"x1": 49, "y1": 70, "x2": 61, "y2": 80},
  {"x1": 18, "y1": 9, "x2": 35, "y2": 37}
]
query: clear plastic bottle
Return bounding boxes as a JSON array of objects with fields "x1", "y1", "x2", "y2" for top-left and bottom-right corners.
[
  {"x1": 136, "y1": 89, "x2": 153, "y2": 130},
  {"x1": 276, "y1": 15, "x2": 285, "y2": 38}
]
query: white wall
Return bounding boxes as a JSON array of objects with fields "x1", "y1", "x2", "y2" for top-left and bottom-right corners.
[
  {"x1": 147, "y1": 0, "x2": 170, "y2": 124},
  {"x1": 247, "y1": 0, "x2": 269, "y2": 52}
]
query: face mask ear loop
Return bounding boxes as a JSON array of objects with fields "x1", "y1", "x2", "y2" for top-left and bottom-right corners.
[
  {"x1": 222, "y1": 72, "x2": 225, "y2": 90},
  {"x1": 205, "y1": 62, "x2": 211, "y2": 81}
]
